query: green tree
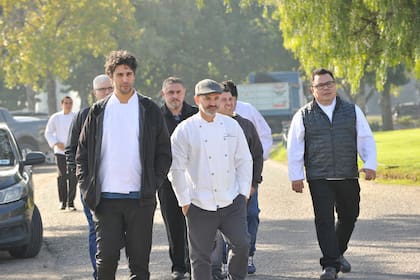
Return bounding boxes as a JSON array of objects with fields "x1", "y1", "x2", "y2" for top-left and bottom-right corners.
[
  {"x1": 130, "y1": 0, "x2": 298, "y2": 102},
  {"x1": 259, "y1": 0, "x2": 420, "y2": 130},
  {"x1": 0, "y1": 0, "x2": 138, "y2": 114},
  {"x1": 380, "y1": 65, "x2": 410, "y2": 130},
  {"x1": 1, "y1": 0, "x2": 298, "y2": 112},
  {"x1": 64, "y1": 54, "x2": 107, "y2": 109}
]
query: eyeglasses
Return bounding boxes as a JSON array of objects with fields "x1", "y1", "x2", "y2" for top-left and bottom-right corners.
[
  {"x1": 312, "y1": 80, "x2": 335, "y2": 90},
  {"x1": 95, "y1": 87, "x2": 113, "y2": 92}
]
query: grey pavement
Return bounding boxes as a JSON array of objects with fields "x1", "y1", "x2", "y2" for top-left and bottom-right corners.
[{"x1": 0, "y1": 160, "x2": 419, "y2": 279}]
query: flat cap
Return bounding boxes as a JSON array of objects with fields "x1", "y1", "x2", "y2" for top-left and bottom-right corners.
[{"x1": 195, "y1": 79, "x2": 223, "y2": 96}]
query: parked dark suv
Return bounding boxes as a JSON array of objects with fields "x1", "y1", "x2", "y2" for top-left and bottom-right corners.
[{"x1": 0, "y1": 124, "x2": 45, "y2": 258}]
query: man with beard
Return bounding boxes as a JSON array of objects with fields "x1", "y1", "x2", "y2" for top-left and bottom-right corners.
[
  {"x1": 159, "y1": 77, "x2": 197, "y2": 280},
  {"x1": 169, "y1": 79, "x2": 252, "y2": 280},
  {"x1": 211, "y1": 85, "x2": 264, "y2": 279},
  {"x1": 76, "y1": 50, "x2": 171, "y2": 279}
]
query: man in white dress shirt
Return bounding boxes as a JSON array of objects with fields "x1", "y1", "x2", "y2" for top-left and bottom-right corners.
[
  {"x1": 170, "y1": 79, "x2": 253, "y2": 280},
  {"x1": 44, "y1": 96, "x2": 76, "y2": 210},
  {"x1": 287, "y1": 68, "x2": 377, "y2": 280},
  {"x1": 223, "y1": 80, "x2": 273, "y2": 160}
]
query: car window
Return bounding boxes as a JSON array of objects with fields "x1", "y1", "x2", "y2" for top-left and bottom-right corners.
[{"x1": 0, "y1": 130, "x2": 15, "y2": 166}]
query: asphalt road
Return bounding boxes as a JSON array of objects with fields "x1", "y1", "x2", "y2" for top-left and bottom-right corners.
[{"x1": 1, "y1": 160, "x2": 419, "y2": 280}]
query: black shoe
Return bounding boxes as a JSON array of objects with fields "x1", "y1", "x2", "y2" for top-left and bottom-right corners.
[
  {"x1": 212, "y1": 267, "x2": 227, "y2": 280},
  {"x1": 60, "y1": 203, "x2": 66, "y2": 210},
  {"x1": 339, "y1": 255, "x2": 351, "y2": 273},
  {"x1": 171, "y1": 271, "x2": 185, "y2": 280},
  {"x1": 68, "y1": 202, "x2": 76, "y2": 211},
  {"x1": 320, "y1": 267, "x2": 337, "y2": 280}
]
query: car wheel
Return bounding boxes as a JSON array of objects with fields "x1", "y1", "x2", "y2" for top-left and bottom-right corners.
[{"x1": 9, "y1": 205, "x2": 43, "y2": 258}]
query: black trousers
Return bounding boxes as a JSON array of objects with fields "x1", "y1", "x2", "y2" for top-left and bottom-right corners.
[
  {"x1": 55, "y1": 154, "x2": 77, "y2": 205},
  {"x1": 94, "y1": 198, "x2": 156, "y2": 280},
  {"x1": 308, "y1": 179, "x2": 360, "y2": 270},
  {"x1": 158, "y1": 179, "x2": 190, "y2": 273}
]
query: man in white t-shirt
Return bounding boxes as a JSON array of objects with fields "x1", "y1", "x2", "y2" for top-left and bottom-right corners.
[
  {"x1": 76, "y1": 50, "x2": 171, "y2": 279},
  {"x1": 45, "y1": 96, "x2": 76, "y2": 210}
]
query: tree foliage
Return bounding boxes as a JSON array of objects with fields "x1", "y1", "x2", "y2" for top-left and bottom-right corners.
[
  {"x1": 0, "y1": 0, "x2": 139, "y2": 112},
  {"x1": 263, "y1": 0, "x2": 420, "y2": 92},
  {"x1": 129, "y1": 0, "x2": 298, "y2": 101},
  {"x1": 0, "y1": 0, "x2": 297, "y2": 111}
]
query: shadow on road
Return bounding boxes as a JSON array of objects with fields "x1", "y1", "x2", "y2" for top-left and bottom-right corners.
[
  {"x1": 2, "y1": 213, "x2": 419, "y2": 279},
  {"x1": 80, "y1": 216, "x2": 420, "y2": 279}
]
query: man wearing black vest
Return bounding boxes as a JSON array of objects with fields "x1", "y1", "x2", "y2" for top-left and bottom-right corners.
[
  {"x1": 287, "y1": 68, "x2": 377, "y2": 280},
  {"x1": 158, "y1": 77, "x2": 198, "y2": 280}
]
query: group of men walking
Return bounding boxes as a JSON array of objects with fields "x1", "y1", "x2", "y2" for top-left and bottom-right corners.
[{"x1": 43, "y1": 50, "x2": 376, "y2": 280}]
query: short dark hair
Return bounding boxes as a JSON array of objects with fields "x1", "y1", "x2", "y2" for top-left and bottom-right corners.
[
  {"x1": 222, "y1": 80, "x2": 238, "y2": 97},
  {"x1": 162, "y1": 76, "x2": 184, "y2": 91},
  {"x1": 61, "y1": 96, "x2": 73, "y2": 104},
  {"x1": 105, "y1": 50, "x2": 137, "y2": 77},
  {"x1": 311, "y1": 68, "x2": 335, "y2": 83}
]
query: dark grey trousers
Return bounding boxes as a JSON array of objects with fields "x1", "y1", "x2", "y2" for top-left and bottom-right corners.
[{"x1": 186, "y1": 195, "x2": 249, "y2": 280}]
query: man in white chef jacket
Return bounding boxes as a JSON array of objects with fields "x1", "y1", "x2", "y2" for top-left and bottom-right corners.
[{"x1": 169, "y1": 79, "x2": 253, "y2": 280}]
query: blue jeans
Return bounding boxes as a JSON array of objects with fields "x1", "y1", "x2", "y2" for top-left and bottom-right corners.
[
  {"x1": 81, "y1": 193, "x2": 97, "y2": 279},
  {"x1": 247, "y1": 188, "x2": 260, "y2": 256}
]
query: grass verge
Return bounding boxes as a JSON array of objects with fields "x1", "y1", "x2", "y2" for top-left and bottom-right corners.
[{"x1": 270, "y1": 128, "x2": 420, "y2": 186}]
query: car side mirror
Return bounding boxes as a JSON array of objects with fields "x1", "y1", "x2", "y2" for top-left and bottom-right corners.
[{"x1": 23, "y1": 152, "x2": 46, "y2": 166}]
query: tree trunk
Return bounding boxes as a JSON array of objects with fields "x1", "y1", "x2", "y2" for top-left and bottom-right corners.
[
  {"x1": 78, "y1": 86, "x2": 89, "y2": 109},
  {"x1": 380, "y1": 83, "x2": 394, "y2": 131},
  {"x1": 46, "y1": 76, "x2": 57, "y2": 114},
  {"x1": 341, "y1": 83, "x2": 353, "y2": 102},
  {"x1": 355, "y1": 79, "x2": 367, "y2": 115},
  {"x1": 25, "y1": 85, "x2": 37, "y2": 111}
]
